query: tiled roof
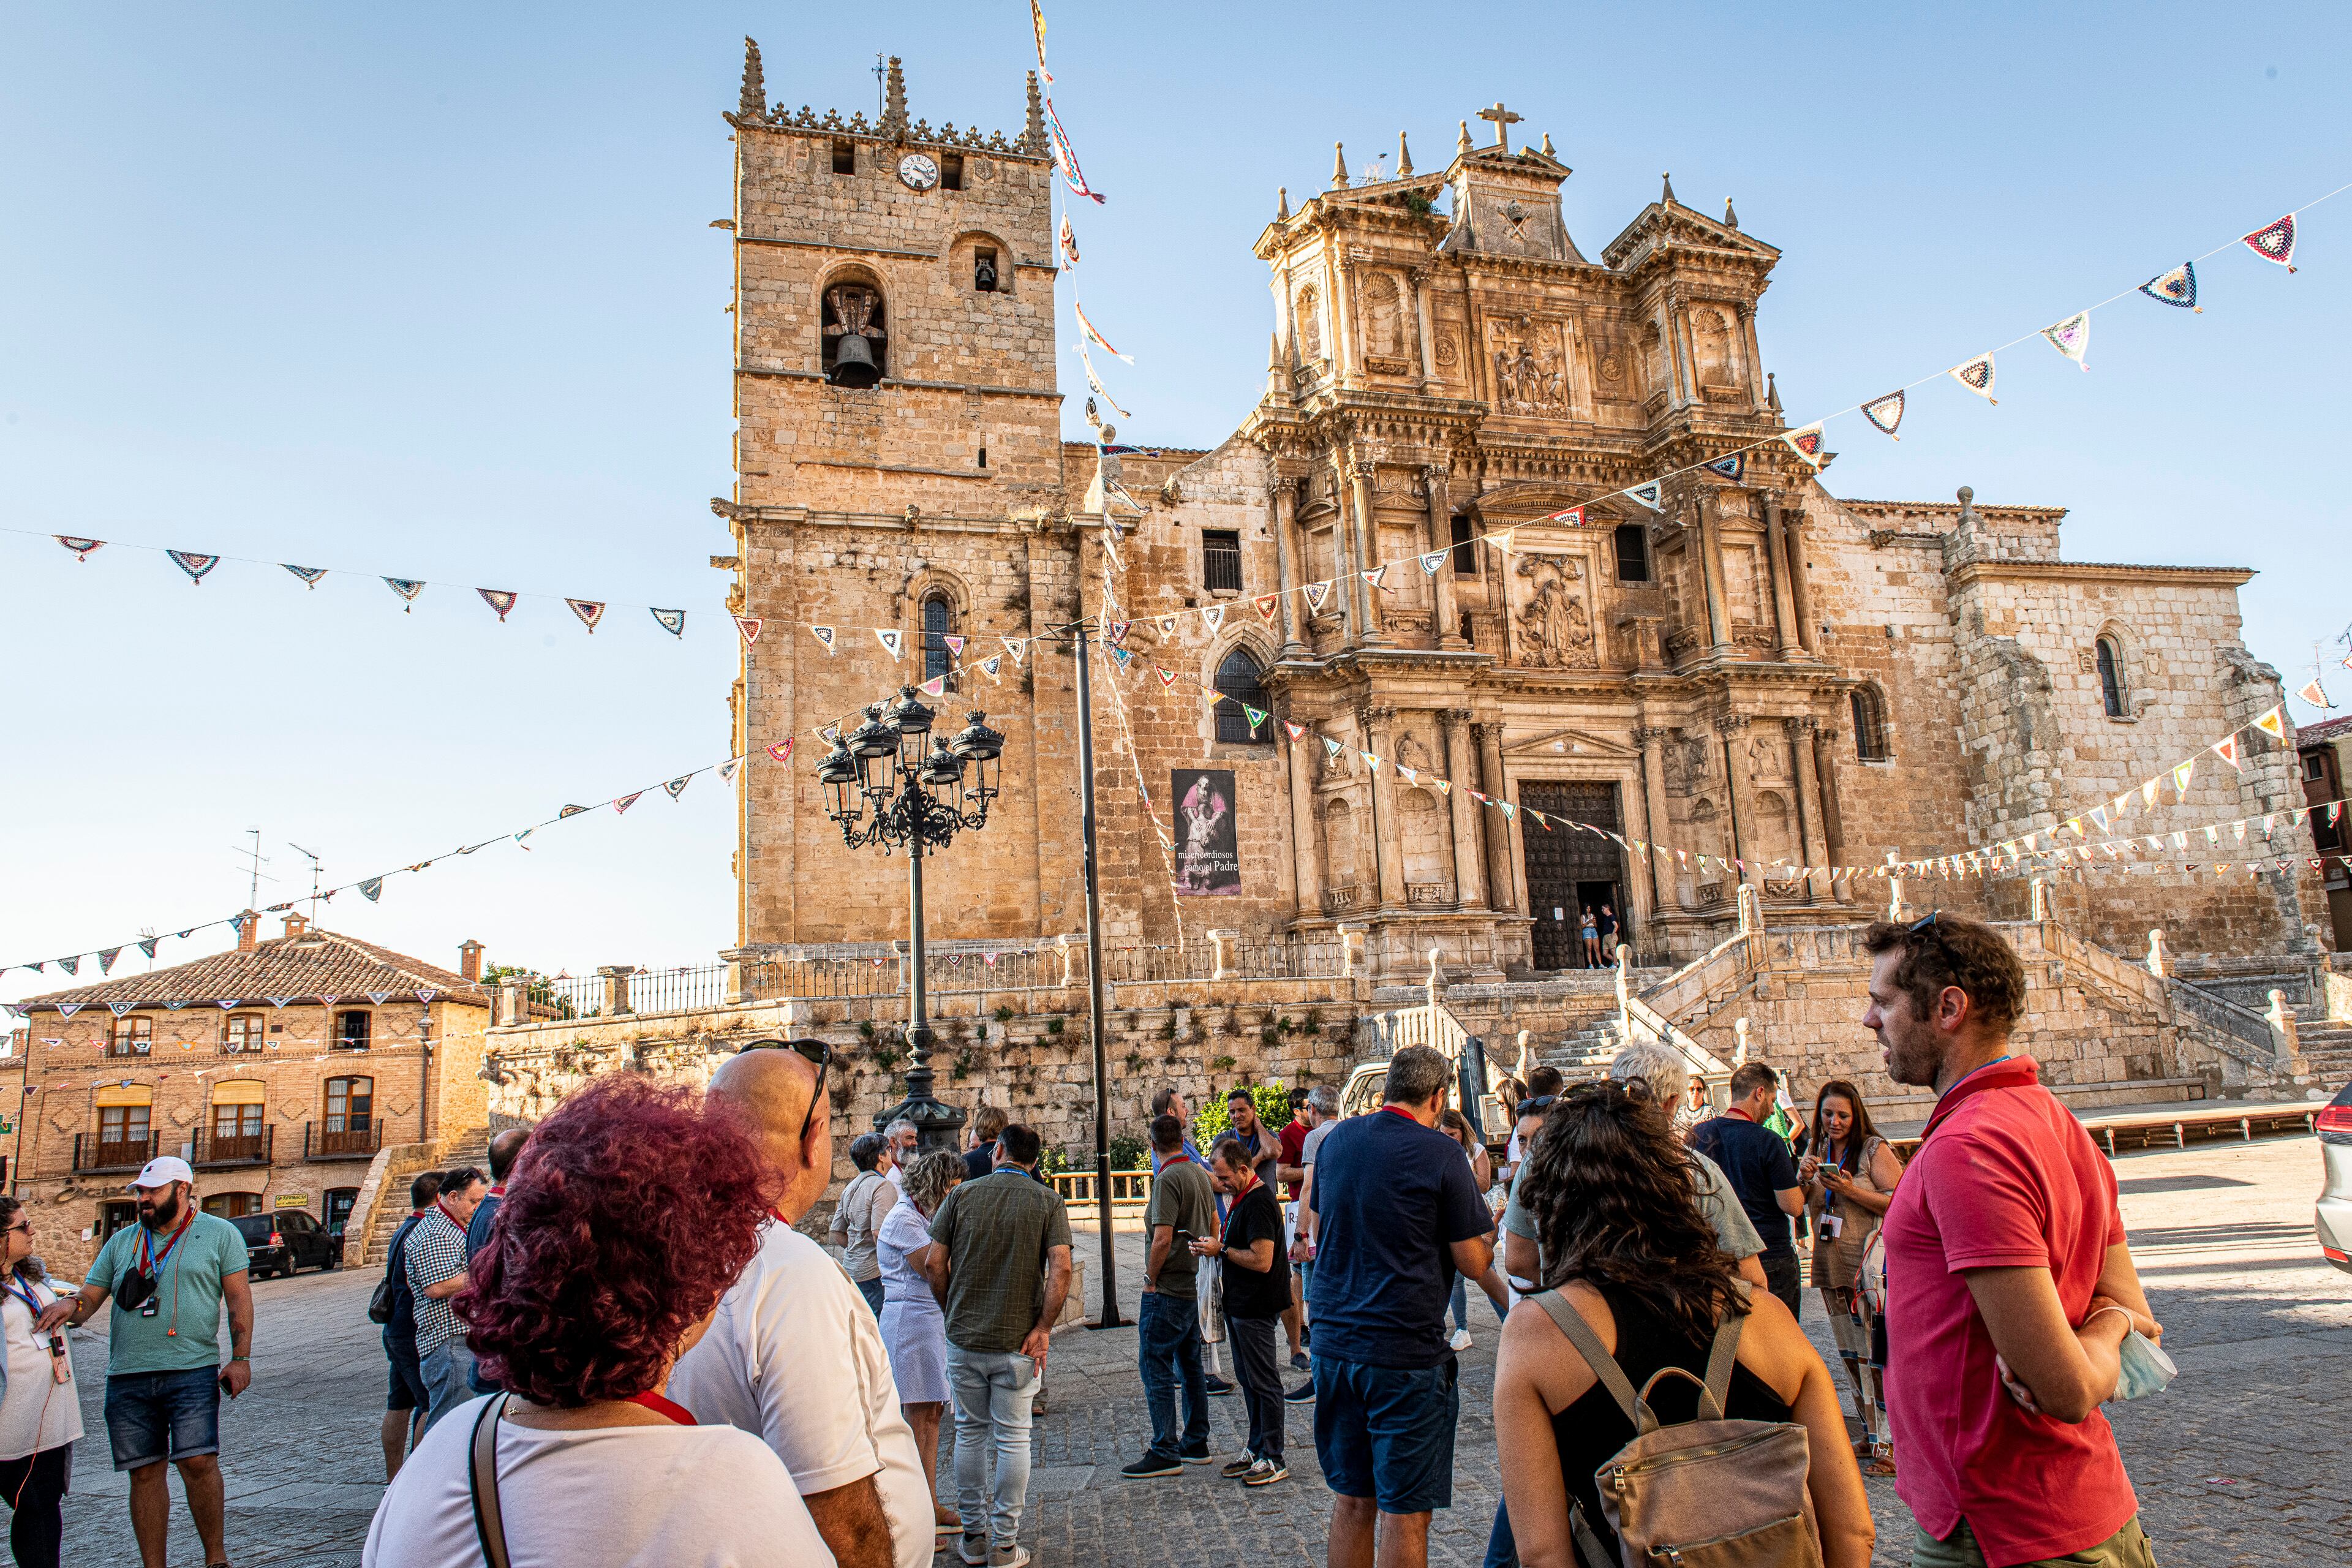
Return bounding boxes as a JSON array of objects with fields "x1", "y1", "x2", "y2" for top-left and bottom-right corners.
[
  {"x1": 14, "y1": 929, "x2": 489, "y2": 1014},
  {"x1": 2300, "y1": 715, "x2": 2352, "y2": 745}
]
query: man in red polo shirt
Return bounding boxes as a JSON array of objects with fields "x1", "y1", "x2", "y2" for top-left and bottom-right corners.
[{"x1": 1864, "y1": 913, "x2": 2162, "y2": 1568}]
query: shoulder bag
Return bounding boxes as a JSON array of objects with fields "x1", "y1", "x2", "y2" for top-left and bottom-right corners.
[{"x1": 469, "y1": 1392, "x2": 513, "y2": 1568}]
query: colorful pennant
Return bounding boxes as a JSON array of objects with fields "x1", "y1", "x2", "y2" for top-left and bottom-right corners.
[
  {"x1": 478, "y1": 589, "x2": 518, "y2": 622},
  {"x1": 1949, "y1": 353, "x2": 1997, "y2": 403},
  {"x1": 1543, "y1": 506, "x2": 1588, "y2": 527},
  {"x1": 1621, "y1": 481, "x2": 1663, "y2": 511},
  {"x1": 1042, "y1": 94, "x2": 1104, "y2": 205},
  {"x1": 2041, "y1": 311, "x2": 2090, "y2": 370},
  {"x1": 282, "y1": 564, "x2": 328, "y2": 589},
  {"x1": 876, "y1": 628, "x2": 905, "y2": 660},
  {"x1": 734, "y1": 616, "x2": 763, "y2": 645},
  {"x1": 2241, "y1": 214, "x2": 2297, "y2": 271},
  {"x1": 614, "y1": 792, "x2": 641, "y2": 815},
  {"x1": 566, "y1": 598, "x2": 605, "y2": 633},
  {"x1": 358, "y1": 878, "x2": 383, "y2": 902},
  {"x1": 56, "y1": 536, "x2": 105, "y2": 561},
  {"x1": 1074, "y1": 301, "x2": 1130, "y2": 363},
  {"x1": 766, "y1": 739, "x2": 794, "y2": 764},
  {"x1": 1702, "y1": 454, "x2": 1746, "y2": 482},
  {"x1": 2139, "y1": 262, "x2": 2200, "y2": 311},
  {"x1": 167, "y1": 551, "x2": 220, "y2": 585},
  {"x1": 383, "y1": 577, "x2": 426, "y2": 610},
  {"x1": 650, "y1": 608, "x2": 687, "y2": 639},
  {"x1": 1781, "y1": 424, "x2": 1826, "y2": 468},
  {"x1": 1862, "y1": 391, "x2": 1905, "y2": 438},
  {"x1": 1060, "y1": 213, "x2": 1079, "y2": 268}
]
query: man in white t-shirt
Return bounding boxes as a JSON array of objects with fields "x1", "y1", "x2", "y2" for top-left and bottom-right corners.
[{"x1": 671, "y1": 1043, "x2": 933, "y2": 1568}]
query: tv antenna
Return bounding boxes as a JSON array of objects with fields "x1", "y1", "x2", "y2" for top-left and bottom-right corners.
[
  {"x1": 288, "y1": 843, "x2": 325, "y2": 921},
  {"x1": 873, "y1": 52, "x2": 886, "y2": 120},
  {"x1": 233, "y1": 829, "x2": 277, "y2": 908}
]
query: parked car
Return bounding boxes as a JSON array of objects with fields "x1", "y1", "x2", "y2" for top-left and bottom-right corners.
[
  {"x1": 231, "y1": 1210, "x2": 340, "y2": 1279},
  {"x1": 2319, "y1": 1081, "x2": 2352, "y2": 1275}
]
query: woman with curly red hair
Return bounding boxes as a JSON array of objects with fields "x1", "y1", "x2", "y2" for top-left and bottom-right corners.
[{"x1": 360, "y1": 1076, "x2": 834, "y2": 1566}]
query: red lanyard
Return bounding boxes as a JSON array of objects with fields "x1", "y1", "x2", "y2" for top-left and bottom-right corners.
[
  {"x1": 1918, "y1": 1056, "x2": 2036, "y2": 1145},
  {"x1": 1379, "y1": 1105, "x2": 1421, "y2": 1125},
  {"x1": 625, "y1": 1390, "x2": 695, "y2": 1425},
  {"x1": 435, "y1": 1198, "x2": 467, "y2": 1231},
  {"x1": 137, "y1": 1212, "x2": 194, "y2": 1276}
]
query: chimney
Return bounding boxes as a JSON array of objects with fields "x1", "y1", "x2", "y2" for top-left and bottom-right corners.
[
  {"x1": 459, "y1": 940, "x2": 486, "y2": 984},
  {"x1": 282, "y1": 913, "x2": 309, "y2": 941},
  {"x1": 236, "y1": 909, "x2": 259, "y2": 954}
]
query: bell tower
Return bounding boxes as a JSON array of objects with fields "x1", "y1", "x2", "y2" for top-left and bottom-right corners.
[{"x1": 715, "y1": 45, "x2": 1072, "y2": 948}]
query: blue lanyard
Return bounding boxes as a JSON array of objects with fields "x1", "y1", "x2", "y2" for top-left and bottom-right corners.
[{"x1": 0, "y1": 1278, "x2": 42, "y2": 1319}]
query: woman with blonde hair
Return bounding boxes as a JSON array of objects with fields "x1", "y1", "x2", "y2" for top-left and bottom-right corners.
[
  {"x1": 879, "y1": 1148, "x2": 966, "y2": 1545},
  {"x1": 1798, "y1": 1077, "x2": 1904, "y2": 1475}
]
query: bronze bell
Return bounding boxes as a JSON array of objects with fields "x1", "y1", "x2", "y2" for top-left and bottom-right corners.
[
  {"x1": 829, "y1": 332, "x2": 880, "y2": 388},
  {"x1": 974, "y1": 255, "x2": 998, "y2": 292}
]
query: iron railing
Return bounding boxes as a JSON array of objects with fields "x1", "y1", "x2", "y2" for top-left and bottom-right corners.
[
  {"x1": 627, "y1": 964, "x2": 729, "y2": 1016},
  {"x1": 74, "y1": 1132, "x2": 159, "y2": 1174},
  {"x1": 1202, "y1": 533, "x2": 1243, "y2": 593},
  {"x1": 1104, "y1": 945, "x2": 1218, "y2": 984},
  {"x1": 744, "y1": 956, "x2": 903, "y2": 1003},
  {"x1": 304, "y1": 1122, "x2": 381, "y2": 1160},
  {"x1": 192, "y1": 1126, "x2": 273, "y2": 1167}
]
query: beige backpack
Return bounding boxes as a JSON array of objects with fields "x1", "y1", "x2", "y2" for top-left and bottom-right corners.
[{"x1": 1531, "y1": 1286, "x2": 1822, "y2": 1568}]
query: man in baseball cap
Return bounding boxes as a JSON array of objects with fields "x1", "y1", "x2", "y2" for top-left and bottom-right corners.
[{"x1": 39, "y1": 1154, "x2": 253, "y2": 1568}]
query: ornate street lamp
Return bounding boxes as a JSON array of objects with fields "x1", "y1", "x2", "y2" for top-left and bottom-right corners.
[{"x1": 815, "y1": 687, "x2": 1003, "y2": 1148}]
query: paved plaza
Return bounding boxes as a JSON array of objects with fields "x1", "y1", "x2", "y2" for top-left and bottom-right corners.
[{"x1": 55, "y1": 1130, "x2": 2351, "y2": 1566}]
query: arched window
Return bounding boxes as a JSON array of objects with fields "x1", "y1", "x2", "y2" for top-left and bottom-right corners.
[
  {"x1": 922, "y1": 594, "x2": 957, "y2": 681},
  {"x1": 2096, "y1": 636, "x2": 2127, "y2": 717},
  {"x1": 1213, "y1": 649, "x2": 1271, "y2": 742},
  {"x1": 820, "y1": 277, "x2": 886, "y2": 386},
  {"x1": 1850, "y1": 687, "x2": 1891, "y2": 761}
]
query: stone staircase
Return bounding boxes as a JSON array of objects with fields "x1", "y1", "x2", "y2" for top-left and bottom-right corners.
[
  {"x1": 2292, "y1": 1008, "x2": 2352, "y2": 1088},
  {"x1": 354, "y1": 1126, "x2": 488, "y2": 1270}
]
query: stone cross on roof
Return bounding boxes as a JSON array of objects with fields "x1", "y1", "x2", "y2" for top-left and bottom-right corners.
[{"x1": 1477, "y1": 102, "x2": 1523, "y2": 151}]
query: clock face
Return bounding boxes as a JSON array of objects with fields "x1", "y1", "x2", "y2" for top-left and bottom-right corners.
[{"x1": 897, "y1": 153, "x2": 940, "y2": 192}]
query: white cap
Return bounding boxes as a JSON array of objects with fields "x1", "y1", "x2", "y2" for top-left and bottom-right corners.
[{"x1": 129, "y1": 1156, "x2": 194, "y2": 1191}]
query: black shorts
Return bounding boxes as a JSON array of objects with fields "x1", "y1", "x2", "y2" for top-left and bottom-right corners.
[{"x1": 388, "y1": 1351, "x2": 429, "y2": 1412}]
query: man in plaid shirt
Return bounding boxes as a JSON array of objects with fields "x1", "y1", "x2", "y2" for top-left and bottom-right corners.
[{"x1": 405, "y1": 1166, "x2": 486, "y2": 1432}]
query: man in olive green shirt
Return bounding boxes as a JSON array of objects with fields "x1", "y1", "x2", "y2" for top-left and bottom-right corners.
[
  {"x1": 924, "y1": 1123, "x2": 1071, "y2": 1567},
  {"x1": 1122, "y1": 1114, "x2": 1217, "y2": 1477}
]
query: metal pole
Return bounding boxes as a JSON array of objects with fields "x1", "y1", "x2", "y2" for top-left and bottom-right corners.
[{"x1": 1072, "y1": 624, "x2": 1123, "y2": 1329}]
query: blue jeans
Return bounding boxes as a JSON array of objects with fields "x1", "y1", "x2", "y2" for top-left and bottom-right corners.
[
  {"x1": 418, "y1": 1338, "x2": 477, "y2": 1434},
  {"x1": 104, "y1": 1368, "x2": 220, "y2": 1471},
  {"x1": 946, "y1": 1343, "x2": 1039, "y2": 1551},
  {"x1": 1449, "y1": 1274, "x2": 1471, "y2": 1333},
  {"x1": 1485, "y1": 1500, "x2": 1518, "y2": 1568},
  {"x1": 1136, "y1": 1291, "x2": 1208, "y2": 1461},
  {"x1": 857, "y1": 1276, "x2": 886, "y2": 1316}
]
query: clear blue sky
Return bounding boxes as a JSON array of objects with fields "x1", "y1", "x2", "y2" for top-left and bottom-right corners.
[{"x1": 4, "y1": 3, "x2": 2347, "y2": 1004}]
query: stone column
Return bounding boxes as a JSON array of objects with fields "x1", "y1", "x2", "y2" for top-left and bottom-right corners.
[
  {"x1": 1812, "y1": 720, "x2": 1849, "y2": 903},
  {"x1": 1717, "y1": 715, "x2": 1755, "y2": 882},
  {"x1": 1423, "y1": 466, "x2": 1464, "y2": 650},
  {"x1": 1286, "y1": 726, "x2": 1322, "y2": 920},
  {"x1": 1327, "y1": 245, "x2": 1356, "y2": 388},
  {"x1": 1695, "y1": 494, "x2": 1731, "y2": 652},
  {"x1": 1762, "y1": 492, "x2": 1801, "y2": 657},
  {"x1": 1409, "y1": 266, "x2": 1441, "y2": 394},
  {"x1": 1349, "y1": 458, "x2": 1385, "y2": 644},
  {"x1": 598, "y1": 965, "x2": 638, "y2": 1017},
  {"x1": 1635, "y1": 725, "x2": 1680, "y2": 915},
  {"x1": 1476, "y1": 720, "x2": 1517, "y2": 912},
  {"x1": 1738, "y1": 304, "x2": 1766, "y2": 413},
  {"x1": 1364, "y1": 707, "x2": 1407, "y2": 910},
  {"x1": 1787, "y1": 717, "x2": 1829, "y2": 900},
  {"x1": 1442, "y1": 709, "x2": 1484, "y2": 907},
  {"x1": 1782, "y1": 500, "x2": 1819, "y2": 655},
  {"x1": 1328, "y1": 461, "x2": 1358, "y2": 638},
  {"x1": 1271, "y1": 477, "x2": 1305, "y2": 659}
]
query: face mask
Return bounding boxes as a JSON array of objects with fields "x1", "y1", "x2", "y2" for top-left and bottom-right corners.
[{"x1": 2114, "y1": 1330, "x2": 2177, "y2": 1401}]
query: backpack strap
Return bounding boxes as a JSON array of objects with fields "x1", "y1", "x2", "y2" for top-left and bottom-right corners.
[
  {"x1": 469, "y1": 1393, "x2": 512, "y2": 1568},
  {"x1": 1528, "y1": 1288, "x2": 1645, "y2": 1427},
  {"x1": 1703, "y1": 1280, "x2": 1751, "y2": 1414},
  {"x1": 1564, "y1": 1498, "x2": 1616, "y2": 1568}
]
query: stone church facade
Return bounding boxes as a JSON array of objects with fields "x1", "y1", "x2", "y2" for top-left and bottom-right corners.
[{"x1": 712, "y1": 47, "x2": 2324, "y2": 984}]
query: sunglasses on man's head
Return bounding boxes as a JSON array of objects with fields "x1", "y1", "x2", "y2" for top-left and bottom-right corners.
[{"x1": 736, "y1": 1038, "x2": 834, "y2": 1142}]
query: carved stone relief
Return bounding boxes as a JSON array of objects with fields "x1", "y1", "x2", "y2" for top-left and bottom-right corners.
[
  {"x1": 1485, "y1": 315, "x2": 1570, "y2": 413},
  {"x1": 1512, "y1": 554, "x2": 1597, "y2": 669},
  {"x1": 1433, "y1": 330, "x2": 1459, "y2": 371},
  {"x1": 1297, "y1": 285, "x2": 1324, "y2": 361},
  {"x1": 1362, "y1": 273, "x2": 1409, "y2": 372}
]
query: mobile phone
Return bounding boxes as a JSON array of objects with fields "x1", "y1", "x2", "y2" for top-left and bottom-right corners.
[{"x1": 1173, "y1": 1229, "x2": 1194, "y2": 1243}]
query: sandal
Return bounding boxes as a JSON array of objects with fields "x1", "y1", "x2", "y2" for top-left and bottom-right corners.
[{"x1": 1864, "y1": 1445, "x2": 1896, "y2": 1477}]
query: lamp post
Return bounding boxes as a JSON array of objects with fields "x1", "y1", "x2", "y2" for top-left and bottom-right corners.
[{"x1": 815, "y1": 685, "x2": 1005, "y2": 1149}]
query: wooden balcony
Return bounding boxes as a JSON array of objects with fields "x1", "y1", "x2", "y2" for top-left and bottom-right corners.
[
  {"x1": 74, "y1": 1133, "x2": 159, "y2": 1174},
  {"x1": 303, "y1": 1122, "x2": 381, "y2": 1161}
]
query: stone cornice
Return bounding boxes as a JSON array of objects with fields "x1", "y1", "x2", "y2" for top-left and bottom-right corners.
[{"x1": 1949, "y1": 559, "x2": 2255, "y2": 590}]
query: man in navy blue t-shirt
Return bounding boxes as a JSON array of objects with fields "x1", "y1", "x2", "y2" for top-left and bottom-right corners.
[
  {"x1": 1306, "y1": 1045, "x2": 1496, "y2": 1566},
  {"x1": 1691, "y1": 1060, "x2": 1806, "y2": 1314}
]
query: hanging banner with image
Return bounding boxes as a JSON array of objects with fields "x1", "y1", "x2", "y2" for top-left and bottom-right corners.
[{"x1": 1170, "y1": 768, "x2": 1242, "y2": 896}]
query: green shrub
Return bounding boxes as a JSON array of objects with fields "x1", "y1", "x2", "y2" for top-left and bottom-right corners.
[{"x1": 1106, "y1": 1133, "x2": 1148, "y2": 1172}]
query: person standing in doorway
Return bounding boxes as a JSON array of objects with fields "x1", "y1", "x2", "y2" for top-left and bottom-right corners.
[
  {"x1": 0, "y1": 1195, "x2": 82, "y2": 1568},
  {"x1": 1692, "y1": 1064, "x2": 1807, "y2": 1315},
  {"x1": 1196, "y1": 1136, "x2": 1291, "y2": 1487},
  {"x1": 925, "y1": 1123, "x2": 1072, "y2": 1568},
  {"x1": 1307, "y1": 1046, "x2": 1497, "y2": 1568},
  {"x1": 39, "y1": 1158, "x2": 252, "y2": 1568},
  {"x1": 1866, "y1": 914, "x2": 2162, "y2": 1568},
  {"x1": 378, "y1": 1171, "x2": 440, "y2": 1480},
  {"x1": 1120, "y1": 1115, "x2": 1215, "y2": 1479},
  {"x1": 1596, "y1": 903, "x2": 1619, "y2": 959},
  {"x1": 404, "y1": 1165, "x2": 486, "y2": 1433},
  {"x1": 1578, "y1": 908, "x2": 1601, "y2": 966}
]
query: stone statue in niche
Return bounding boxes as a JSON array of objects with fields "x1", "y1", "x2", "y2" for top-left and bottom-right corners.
[
  {"x1": 1746, "y1": 733, "x2": 1789, "y2": 786},
  {"x1": 1314, "y1": 737, "x2": 1354, "y2": 788},
  {"x1": 1364, "y1": 274, "x2": 1405, "y2": 360},
  {"x1": 1487, "y1": 315, "x2": 1568, "y2": 413},
  {"x1": 1297, "y1": 285, "x2": 1324, "y2": 360},
  {"x1": 1692, "y1": 306, "x2": 1744, "y2": 396},
  {"x1": 1395, "y1": 729, "x2": 1433, "y2": 773},
  {"x1": 1512, "y1": 554, "x2": 1597, "y2": 669}
]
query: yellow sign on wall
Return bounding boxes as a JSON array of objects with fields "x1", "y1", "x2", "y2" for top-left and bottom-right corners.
[{"x1": 273, "y1": 1193, "x2": 309, "y2": 1208}]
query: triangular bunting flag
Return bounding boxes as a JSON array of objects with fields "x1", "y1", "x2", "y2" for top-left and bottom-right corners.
[
  {"x1": 384, "y1": 577, "x2": 426, "y2": 610},
  {"x1": 2139, "y1": 262, "x2": 2200, "y2": 311},
  {"x1": 55, "y1": 1000, "x2": 79, "y2": 1014},
  {"x1": 2299, "y1": 679, "x2": 2329, "y2": 709},
  {"x1": 167, "y1": 550, "x2": 220, "y2": 585},
  {"x1": 921, "y1": 675, "x2": 947, "y2": 695},
  {"x1": 1419, "y1": 552, "x2": 1447, "y2": 575},
  {"x1": 1243, "y1": 704, "x2": 1268, "y2": 731},
  {"x1": 566, "y1": 598, "x2": 605, "y2": 633},
  {"x1": 1362, "y1": 565, "x2": 1387, "y2": 590},
  {"x1": 614, "y1": 792, "x2": 642, "y2": 815},
  {"x1": 281, "y1": 564, "x2": 328, "y2": 589},
  {"x1": 662, "y1": 775, "x2": 691, "y2": 800},
  {"x1": 2212, "y1": 734, "x2": 2242, "y2": 770},
  {"x1": 1432, "y1": 778, "x2": 1450, "y2": 797},
  {"x1": 102, "y1": 1001, "x2": 130, "y2": 1017},
  {"x1": 1781, "y1": 424, "x2": 1826, "y2": 467},
  {"x1": 1303, "y1": 581, "x2": 1330, "y2": 612},
  {"x1": 2041, "y1": 311, "x2": 2090, "y2": 370},
  {"x1": 359, "y1": 878, "x2": 383, "y2": 902},
  {"x1": 766, "y1": 738, "x2": 794, "y2": 764},
  {"x1": 981, "y1": 655, "x2": 1003, "y2": 679},
  {"x1": 876, "y1": 628, "x2": 905, "y2": 660},
  {"x1": 1543, "y1": 506, "x2": 1587, "y2": 527},
  {"x1": 650, "y1": 608, "x2": 687, "y2": 638},
  {"x1": 1202, "y1": 605, "x2": 1225, "y2": 631},
  {"x1": 809, "y1": 625, "x2": 834, "y2": 654},
  {"x1": 1493, "y1": 529, "x2": 1515, "y2": 554},
  {"x1": 2173, "y1": 760, "x2": 2195, "y2": 794},
  {"x1": 1949, "y1": 353, "x2": 1997, "y2": 402},
  {"x1": 1702, "y1": 454, "x2": 1746, "y2": 482},
  {"x1": 1283, "y1": 720, "x2": 1305, "y2": 740},
  {"x1": 1323, "y1": 737, "x2": 1344, "y2": 761},
  {"x1": 1155, "y1": 616, "x2": 1180, "y2": 637},
  {"x1": 1003, "y1": 638, "x2": 1028, "y2": 666},
  {"x1": 1060, "y1": 213, "x2": 1079, "y2": 268},
  {"x1": 56, "y1": 536, "x2": 104, "y2": 560},
  {"x1": 943, "y1": 635, "x2": 967, "y2": 658},
  {"x1": 1396, "y1": 764, "x2": 1417, "y2": 784},
  {"x1": 1862, "y1": 390, "x2": 1905, "y2": 438},
  {"x1": 2241, "y1": 214, "x2": 2297, "y2": 271},
  {"x1": 1107, "y1": 647, "x2": 1133, "y2": 673},
  {"x1": 717, "y1": 758, "x2": 742, "y2": 783},
  {"x1": 1254, "y1": 594, "x2": 1279, "y2": 620},
  {"x1": 2142, "y1": 777, "x2": 2160, "y2": 807},
  {"x1": 1499, "y1": 801, "x2": 1516, "y2": 820},
  {"x1": 1156, "y1": 666, "x2": 1178, "y2": 688},
  {"x1": 364, "y1": 991, "x2": 392, "y2": 1006},
  {"x1": 96, "y1": 946, "x2": 121, "y2": 974},
  {"x1": 137, "y1": 938, "x2": 158, "y2": 959},
  {"x1": 559, "y1": 805, "x2": 589, "y2": 819},
  {"x1": 725, "y1": 615, "x2": 762, "y2": 645},
  {"x1": 2252, "y1": 706, "x2": 2286, "y2": 739},
  {"x1": 477, "y1": 589, "x2": 518, "y2": 622},
  {"x1": 1621, "y1": 481, "x2": 1663, "y2": 511},
  {"x1": 1361, "y1": 752, "x2": 1381, "y2": 772}
]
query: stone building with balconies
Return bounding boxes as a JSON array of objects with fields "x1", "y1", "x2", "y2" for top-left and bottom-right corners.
[{"x1": 8, "y1": 913, "x2": 491, "y2": 1277}]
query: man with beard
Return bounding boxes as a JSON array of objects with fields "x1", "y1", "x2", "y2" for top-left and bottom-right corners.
[{"x1": 39, "y1": 1156, "x2": 252, "y2": 1568}]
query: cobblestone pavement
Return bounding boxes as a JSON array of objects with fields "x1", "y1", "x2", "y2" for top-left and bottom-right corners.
[{"x1": 59, "y1": 1131, "x2": 2346, "y2": 1565}]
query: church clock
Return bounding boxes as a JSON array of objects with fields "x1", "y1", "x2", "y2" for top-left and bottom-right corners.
[{"x1": 897, "y1": 152, "x2": 940, "y2": 191}]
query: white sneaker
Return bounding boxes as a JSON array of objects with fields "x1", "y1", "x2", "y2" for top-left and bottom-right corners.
[
  {"x1": 1449, "y1": 1328, "x2": 1474, "y2": 1352},
  {"x1": 957, "y1": 1536, "x2": 990, "y2": 1566},
  {"x1": 989, "y1": 1547, "x2": 1031, "y2": 1568}
]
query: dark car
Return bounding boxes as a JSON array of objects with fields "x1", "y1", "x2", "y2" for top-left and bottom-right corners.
[{"x1": 231, "y1": 1210, "x2": 339, "y2": 1279}]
